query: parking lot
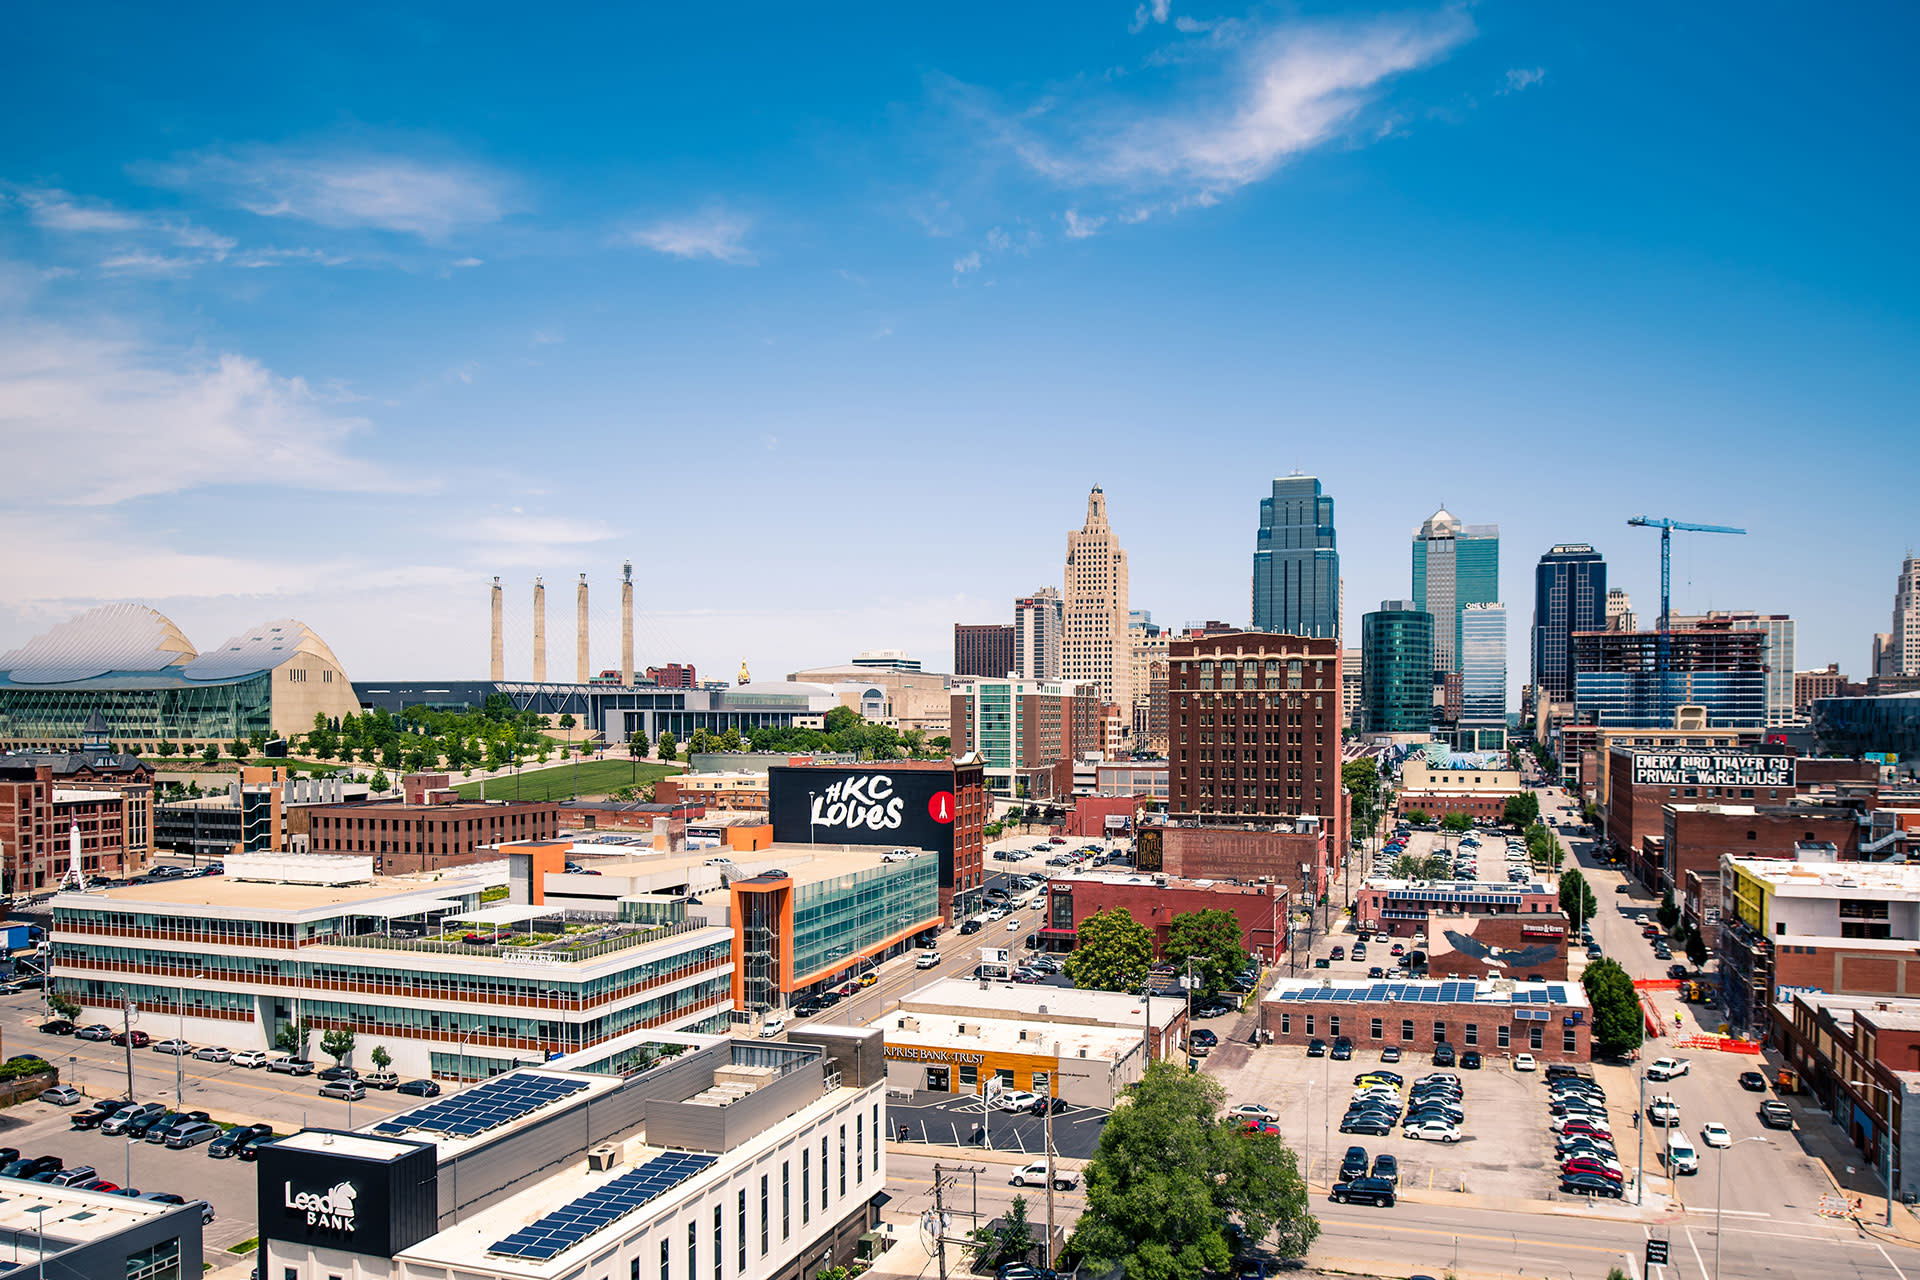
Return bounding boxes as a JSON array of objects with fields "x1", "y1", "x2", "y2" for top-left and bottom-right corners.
[{"x1": 884, "y1": 1090, "x2": 1110, "y2": 1160}]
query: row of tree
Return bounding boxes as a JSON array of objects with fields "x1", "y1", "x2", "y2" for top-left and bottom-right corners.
[{"x1": 1061, "y1": 907, "x2": 1250, "y2": 998}]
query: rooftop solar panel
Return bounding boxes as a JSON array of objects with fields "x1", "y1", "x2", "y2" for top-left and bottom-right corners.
[{"x1": 487, "y1": 1152, "x2": 720, "y2": 1259}]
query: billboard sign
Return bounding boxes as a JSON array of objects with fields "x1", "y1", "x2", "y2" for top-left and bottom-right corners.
[
  {"x1": 770, "y1": 766, "x2": 956, "y2": 853},
  {"x1": 1630, "y1": 751, "x2": 1795, "y2": 789}
]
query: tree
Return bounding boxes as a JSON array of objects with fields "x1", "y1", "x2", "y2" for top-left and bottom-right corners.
[
  {"x1": 201, "y1": 745, "x2": 220, "y2": 763},
  {"x1": 690, "y1": 728, "x2": 712, "y2": 755},
  {"x1": 370, "y1": 1044, "x2": 392, "y2": 1071},
  {"x1": 1165, "y1": 910, "x2": 1248, "y2": 998},
  {"x1": 1064, "y1": 908, "x2": 1155, "y2": 993},
  {"x1": 227, "y1": 738, "x2": 250, "y2": 759},
  {"x1": 370, "y1": 769, "x2": 392, "y2": 795},
  {"x1": 1403, "y1": 808, "x2": 1431, "y2": 826},
  {"x1": 46, "y1": 988, "x2": 81, "y2": 1023},
  {"x1": 1502, "y1": 792, "x2": 1541, "y2": 828},
  {"x1": 1685, "y1": 926, "x2": 1710, "y2": 969},
  {"x1": 275, "y1": 1017, "x2": 313, "y2": 1056},
  {"x1": 656, "y1": 730, "x2": 678, "y2": 762},
  {"x1": 557, "y1": 713, "x2": 576, "y2": 731},
  {"x1": 157, "y1": 740, "x2": 177, "y2": 758},
  {"x1": 1342, "y1": 757, "x2": 1381, "y2": 824},
  {"x1": 974, "y1": 1194, "x2": 1034, "y2": 1268},
  {"x1": 1391, "y1": 853, "x2": 1450, "y2": 881},
  {"x1": 630, "y1": 729, "x2": 650, "y2": 760},
  {"x1": 719, "y1": 726, "x2": 742, "y2": 752},
  {"x1": 1657, "y1": 888, "x2": 1679, "y2": 932},
  {"x1": 320, "y1": 1026, "x2": 357, "y2": 1065},
  {"x1": 1582, "y1": 957, "x2": 1643, "y2": 1059},
  {"x1": 1071, "y1": 1063, "x2": 1317, "y2": 1279},
  {"x1": 403, "y1": 749, "x2": 427, "y2": 773},
  {"x1": 1559, "y1": 870, "x2": 1598, "y2": 930},
  {"x1": 931, "y1": 735, "x2": 951, "y2": 752},
  {"x1": 1440, "y1": 811, "x2": 1473, "y2": 833}
]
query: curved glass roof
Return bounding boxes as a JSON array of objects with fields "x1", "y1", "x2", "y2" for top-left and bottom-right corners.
[{"x1": 0, "y1": 604, "x2": 197, "y2": 685}]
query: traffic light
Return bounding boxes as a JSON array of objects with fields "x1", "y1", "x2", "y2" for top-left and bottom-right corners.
[{"x1": 1646, "y1": 1238, "x2": 1671, "y2": 1267}]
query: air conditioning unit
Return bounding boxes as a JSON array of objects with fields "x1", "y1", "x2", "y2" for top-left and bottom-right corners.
[{"x1": 589, "y1": 1145, "x2": 622, "y2": 1172}]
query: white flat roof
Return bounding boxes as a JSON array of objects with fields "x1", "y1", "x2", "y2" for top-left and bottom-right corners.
[
  {"x1": 1729, "y1": 858, "x2": 1920, "y2": 897},
  {"x1": 882, "y1": 1010, "x2": 1143, "y2": 1062},
  {"x1": 0, "y1": 1176, "x2": 184, "y2": 1255},
  {"x1": 900, "y1": 977, "x2": 1185, "y2": 1030},
  {"x1": 275, "y1": 1130, "x2": 423, "y2": 1160},
  {"x1": 447, "y1": 903, "x2": 559, "y2": 926}
]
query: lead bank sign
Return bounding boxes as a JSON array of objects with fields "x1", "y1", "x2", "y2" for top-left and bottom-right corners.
[{"x1": 285, "y1": 1180, "x2": 358, "y2": 1233}]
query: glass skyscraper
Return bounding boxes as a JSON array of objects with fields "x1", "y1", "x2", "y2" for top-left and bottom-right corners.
[
  {"x1": 1459, "y1": 602, "x2": 1508, "y2": 734},
  {"x1": 1252, "y1": 475, "x2": 1340, "y2": 640},
  {"x1": 1531, "y1": 544, "x2": 1607, "y2": 705},
  {"x1": 1411, "y1": 507, "x2": 1499, "y2": 675},
  {"x1": 1361, "y1": 601, "x2": 1434, "y2": 734}
]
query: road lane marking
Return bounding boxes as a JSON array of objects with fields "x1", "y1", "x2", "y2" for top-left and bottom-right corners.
[{"x1": 1876, "y1": 1240, "x2": 1912, "y2": 1280}]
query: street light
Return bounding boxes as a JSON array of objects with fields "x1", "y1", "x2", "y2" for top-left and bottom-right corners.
[
  {"x1": 175, "y1": 971, "x2": 204, "y2": 1108},
  {"x1": 1714, "y1": 1137, "x2": 1772, "y2": 1280}
]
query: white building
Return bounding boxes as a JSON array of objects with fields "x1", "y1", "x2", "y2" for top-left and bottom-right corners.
[
  {"x1": 1014, "y1": 587, "x2": 1063, "y2": 681},
  {"x1": 49, "y1": 856, "x2": 735, "y2": 1076},
  {"x1": 259, "y1": 1028, "x2": 886, "y2": 1280},
  {"x1": 1673, "y1": 610, "x2": 1798, "y2": 728}
]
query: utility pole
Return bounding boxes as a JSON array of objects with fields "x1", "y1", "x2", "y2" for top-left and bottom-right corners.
[
  {"x1": 1043, "y1": 1060, "x2": 1058, "y2": 1273},
  {"x1": 932, "y1": 1162, "x2": 950, "y2": 1280},
  {"x1": 121, "y1": 990, "x2": 135, "y2": 1101}
]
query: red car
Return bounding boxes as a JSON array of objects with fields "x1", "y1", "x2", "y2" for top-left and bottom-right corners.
[
  {"x1": 1560, "y1": 1157, "x2": 1623, "y2": 1184},
  {"x1": 1560, "y1": 1121, "x2": 1614, "y2": 1143},
  {"x1": 111, "y1": 1030, "x2": 150, "y2": 1048},
  {"x1": 1242, "y1": 1121, "x2": 1282, "y2": 1136}
]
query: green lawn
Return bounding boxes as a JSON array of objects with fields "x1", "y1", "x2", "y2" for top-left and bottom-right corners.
[{"x1": 453, "y1": 759, "x2": 680, "y2": 802}]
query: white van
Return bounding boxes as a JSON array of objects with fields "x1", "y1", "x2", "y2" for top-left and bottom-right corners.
[{"x1": 1664, "y1": 1133, "x2": 1699, "y2": 1175}]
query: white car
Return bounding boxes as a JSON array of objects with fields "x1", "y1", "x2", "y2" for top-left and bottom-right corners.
[
  {"x1": 192, "y1": 1045, "x2": 232, "y2": 1063},
  {"x1": 1512, "y1": 1053, "x2": 1537, "y2": 1072},
  {"x1": 39, "y1": 1085, "x2": 83, "y2": 1106},
  {"x1": 1647, "y1": 1057, "x2": 1691, "y2": 1081},
  {"x1": 759, "y1": 1017, "x2": 786, "y2": 1039},
  {"x1": 994, "y1": 1090, "x2": 1040, "y2": 1112},
  {"x1": 1648, "y1": 1096, "x2": 1681, "y2": 1126},
  {"x1": 1700, "y1": 1122, "x2": 1732, "y2": 1149},
  {"x1": 987, "y1": 908, "x2": 1009, "y2": 921},
  {"x1": 1405, "y1": 1120, "x2": 1462, "y2": 1143},
  {"x1": 231, "y1": 1050, "x2": 269, "y2": 1068},
  {"x1": 1229, "y1": 1103, "x2": 1276, "y2": 1121},
  {"x1": 1009, "y1": 1161, "x2": 1078, "y2": 1189}
]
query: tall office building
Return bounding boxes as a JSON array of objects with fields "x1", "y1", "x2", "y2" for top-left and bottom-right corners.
[
  {"x1": 1411, "y1": 507, "x2": 1499, "y2": 675},
  {"x1": 1340, "y1": 647, "x2": 1363, "y2": 732},
  {"x1": 1128, "y1": 611, "x2": 1167, "y2": 727},
  {"x1": 1894, "y1": 555, "x2": 1920, "y2": 676},
  {"x1": 1014, "y1": 587, "x2": 1063, "y2": 681},
  {"x1": 1532, "y1": 544, "x2": 1607, "y2": 704},
  {"x1": 952, "y1": 624, "x2": 1015, "y2": 678},
  {"x1": 1606, "y1": 588, "x2": 1637, "y2": 632},
  {"x1": 1874, "y1": 633, "x2": 1898, "y2": 680},
  {"x1": 1360, "y1": 602, "x2": 1434, "y2": 735},
  {"x1": 1572, "y1": 620, "x2": 1767, "y2": 729},
  {"x1": 1062, "y1": 487, "x2": 1131, "y2": 715},
  {"x1": 1251, "y1": 475, "x2": 1340, "y2": 639},
  {"x1": 1459, "y1": 602, "x2": 1508, "y2": 748},
  {"x1": 1670, "y1": 610, "x2": 1797, "y2": 728}
]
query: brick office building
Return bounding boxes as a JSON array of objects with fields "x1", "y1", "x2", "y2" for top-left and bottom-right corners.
[
  {"x1": 1607, "y1": 747, "x2": 1798, "y2": 887},
  {"x1": 1261, "y1": 977, "x2": 1592, "y2": 1063},
  {"x1": 1355, "y1": 876, "x2": 1559, "y2": 937},
  {"x1": 953, "y1": 624, "x2": 1016, "y2": 680},
  {"x1": 1039, "y1": 870, "x2": 1290, "y2": 962},
  {"x1": 1396, "y1": 760, "x2": 1524, "y2": 823},
  {"x1": 1138, "y1": 822, "x2": 1333, "y2": 918},
  {"x1": 1424, "y1": 911, "x2": 1571, "y2": 980},
  {"x1": 1655, "y1": 802, "x2": 1861, "y2": 898},
  {"x1": 1166, "y1": 630, "x2": 1349, "y2": 858},
  {"x1": 306, "y1": 799, "x2": 558, "y2": 872},
  {"x1": 0, "y1": 753, "x2": 154, "y2": 893}
]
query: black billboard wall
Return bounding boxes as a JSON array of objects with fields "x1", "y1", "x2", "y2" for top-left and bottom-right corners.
[
  {"x1": 769, "y1": 766, "x2": 957, "y2": 885},
  {"x1": 257, "y1": 1132, "x2": 439, "y2": 1264}
]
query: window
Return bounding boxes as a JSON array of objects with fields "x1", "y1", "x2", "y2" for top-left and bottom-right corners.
[
  {"x1": 802, "y1": 1149, "x2": 811, "y2": 1223},
  {"x1": 1497, "y1": 1025, "x2": 1510, "y2": 1049},
  {"x1": 1305, "y1": 1014, "x2": 1315, "y2": 1037},
  {"x1": 822, "y1": 1137, "x2": 829, "y2": 1210},
  {"x1": 661, "y1": 1238, "x2": 671, "y2": 1280},
  {"x1": 1529, "y1": 1025, "x2": 1544, "y2": 1051},
  {"x1": 714, "y1": 1206, "x2": 723, "y2": 1280},
  {"x1": 873, "y1": 1103, "x2": 882, "y2": 1172},
  {"x1": 688, "y1": 1220, "x2": 697, "y2": 1280},
  {"x1": 1463, "y1": 1023, "x2": 1478, "y2": 1046},
  {"x1": 782, "y1": 1162, "x2": 791, "y2": 1238},
  {"x1": 1329, "y1": 1016, "x2": 1341, "y2": 1038},
  {"x1": 1434, "y1": 1021, "x2": 1446, "y2": 1042},
  {"x1": 959, "y1": 1064, "x2": 978, "y2": 1089},
  {"x1": 1564, "y1": 1029, "x2": 1578, "y2": 1054},
  {"x1": 760, "y1": 1174, "x2": 770, "y2": 1255},
  {"x1": 1279, "y1": 1013, "x2": 1290, "y2": 1035},
  {"x1": 634, "y1": 1260, "x2": 642, "y2": 1280},
  {"x1": 1369, "y1": 1017, "x2": 1382, "y2": 1040},
  {"x1": 1401, "y1": 1019, "x2": 1414, "y2": 1042},
  {"x1": 738, "y1": 1191, "x2": 748, "y2": 1271},
  {"x1": 840, "y1": 1124, "x2": 848, "y2": 1196}
]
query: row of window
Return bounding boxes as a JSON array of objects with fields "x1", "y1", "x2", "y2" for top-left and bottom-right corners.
[{"x1": 1276, "y1": 1011, "x2": 1576, "y2": 1053}]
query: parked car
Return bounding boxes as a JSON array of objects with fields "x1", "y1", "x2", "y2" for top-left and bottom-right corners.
[
  {"x1": 319, "y1": 1080, "x2": 367, "y2": 1101},
  {"x1": 191, "y1": 1046, "x2": 232, "y2": 1063},
  {"x1": 1760, "y1": 1100, "x2": 1795, "y2": 1130},
  {"x1": 1009, "y1": 1161, "x2": 1078, "y2": 1190},
  {"x1": 1306, "y1": 1039, "x2": 1327, "y2": 1058},
  {"x1": 38, "y1": 1020, "x2": 74, "y2": 1036},
  {"x1": 165, "y1": 1122, "x2": 222, "y2": 1150},
  {"x1": 1339, "y1": 1114, "x2": 1394, "y2": 1137},
  {"x1": 47, "y1": 1166, "x2": 98, "y2": 1187},
  {"x1": 1663, "y1": 1133, "x2": 1699, "y2": 1175},
  {"x1": 75, "y1": 1025, "x2": 115, "y2": 1042},
  {"x1": 1431, "y1": 1042, "x2": 1456, "y2": 1068},
  {"x1": 230, "y1": 1050, "x2": 269, "y2": 1069},
  {"x1": 1190, "y1": 1029, "x2": 1218, "y2": 1050},
  {"x1": 396, "y1": 1079, "x2": 442, "y2": 1098},
  {"x1": 111, "y1": 1030, "x2": 151, "y2": 1048},
  {"x1": 364, "y1": 1069, "x2": 400, "y2": 1090},
  {"x1": 150, "y1": 1039, "x2": 193, "y2": 1056},
  {"x1": 1405, "y1": 1120, "x2": 1462, "y2": 1143},
  {"x1": 317, "y1": 1065, "x2": 360, "y2": 1082},
  {"x1": 1229, "y1": 1103, "x2": 1277, "y2": 1121},
  {"x1": 140, "y1": 1193, "x2": 214, "y2": 1224},
  {"x1": 71, "y1": 1099, "x2": 134, "y2": 1130},
  {"x1": 1513, "y1": 1053, "x2": 1537, "y2": 1072},
  {"x1": 994, "y1": 1091, "x2": 1040, "y2": 1113},
  {"x1": 1370, "y1": 1153, "x2": 1399, "y2": 1185},
  {"x1": 1560, "y1": 1171, "x2": 1624, "y2": 1198},
  {"x1": 39, "y1": 1085, "x2": 83, "y2": 1106},
  {"x1": 208, "y1": 1124, "x2": 273, "y2": 1159},
  {"x1": 145, "y1": 1110, "x2": 212, "y2": 1143},
  {"x1": 1330, "y1": 1036, "x2": 1353, "y2": 1061},
  {"x1": 1329, "y1": 1176, "x2": 1396, "y2": 1207},
  {"x1": 1459, "y1": 1051, "x2": 1482, "y2": 1070},
  {"x1": 1380, "y1": 1046, "x2": 1402, "y2": 1063},
  {"x1": 1648, "y1": 1096, "x2": 1681, "y2": 1126},
  {"x1": 266, "y1": 1056, "x2": 315, "y2": 1075},
  {"x1": 101, "y1": 1104, "x2": 166, "y2": 1136},
  {"x1": 758, "y1": 1017, "x2": 786, "y2": 1040}
]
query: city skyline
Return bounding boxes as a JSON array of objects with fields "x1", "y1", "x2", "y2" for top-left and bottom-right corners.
[{"x1": 2, "y1": 4, "x2": 1913, "y2": 698}]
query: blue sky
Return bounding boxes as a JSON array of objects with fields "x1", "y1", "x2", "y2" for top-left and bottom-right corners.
[{"x1": 2, "y1": 2, "x2": 1915, "y2": 698}]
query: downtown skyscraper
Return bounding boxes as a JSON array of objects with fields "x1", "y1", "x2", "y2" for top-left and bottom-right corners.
[
  {"x1": 1251, "y1": 475, "x2": 1340, "y2": 639},
  {"x1": 1411, "y1": 506, "x2": 1500, "y2": 675},
  {"x1": 1062, "y1": 486, "x2": 1131, "y2": 713},
  {"x1": 1532, "y1": 543, "x2": 1608, "y2": 705}
]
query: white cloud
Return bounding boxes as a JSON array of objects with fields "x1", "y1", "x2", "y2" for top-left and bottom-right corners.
[
  {"x1": 1501, "y1": 66, "x2": 1546, "y2": 94},
  {"x1": 621, "y1": 210, "x2": 755, "y2": 264},
  {"x1": 452, "y1": 256, "x2": 485, "y2": 268},
  {"x1": 1130, "y1": 0, "x2": 1172, "y2": 33},
  {"x1": 147, "y1": 146, "x2": 510, "y2": 240},
  {"x1": 1063, "y1": 209, "x2": 1106, "y2": 238},
  {"x1": 953, "y1": 250, "x2": 982, "y2": 273},
  {"x1": 0, "y1": 321, "x2": 404, "y2": 505},
  {"x1": 967, "y1": 10, "x2": 1475, "y2": 196},
  {"x1": 8, "y1": 186, "x2": 237, "y2": 266},
  {"x1": 986, "y1": 226, "x2": 1011, "y2": 251}
]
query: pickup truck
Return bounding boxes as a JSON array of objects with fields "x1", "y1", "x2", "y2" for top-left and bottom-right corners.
[{"x1": 1646, "y1": 1057, "x2": 1691, "y2": 1081}]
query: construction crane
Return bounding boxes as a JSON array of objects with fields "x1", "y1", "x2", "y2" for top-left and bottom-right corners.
[{"x1": 1626, "y1": 514, "x2": 1746, "y2": 721}]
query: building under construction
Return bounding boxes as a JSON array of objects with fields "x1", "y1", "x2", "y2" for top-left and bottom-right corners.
[{"x1": 1572, "y1": 621, "x2": 1768, "y2": 729}]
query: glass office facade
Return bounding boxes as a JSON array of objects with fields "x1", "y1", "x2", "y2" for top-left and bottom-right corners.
[
  {"x1": 790, "y1": 856, "x2": 939, "y2": 981},
  {"x1": 0, "y1": 671, "x2": 273, "y2": 746},
  {"x1": 1459, "y1": 603, "x2": 1507, "y2": 727},
  {"x1": 1361, "y1": 604, "x2": 1434, "y2": 734},
  {"x1": 1811, "y1": 693, "x2": 1920, "y2": 759},
  {"x1": 1252, "y1": 476, "x2": 1340, "y2": 640},
  {"x1": 1531, "y1": 545, "x2": 1607, "y2": 704}
]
